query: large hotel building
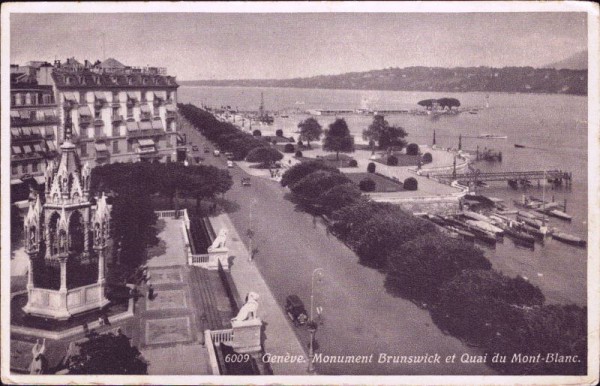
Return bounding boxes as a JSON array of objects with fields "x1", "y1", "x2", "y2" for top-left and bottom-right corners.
[{"x1": 10, "y1": 57, "x2": 185, "y2": 202}]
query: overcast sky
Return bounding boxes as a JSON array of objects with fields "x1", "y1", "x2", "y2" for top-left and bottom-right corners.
[{"x1": 10, "y1": 12, "x2": 587, "y2": 80}]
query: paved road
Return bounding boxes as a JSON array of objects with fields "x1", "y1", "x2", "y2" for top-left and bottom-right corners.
[{"x1": 182, "y1": 122, "x2": 495, "y2": 375}]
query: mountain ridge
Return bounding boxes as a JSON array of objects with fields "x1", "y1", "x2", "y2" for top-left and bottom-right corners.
[{"x1": 181, "y1": 65, "x2": 587, "y2": 95}]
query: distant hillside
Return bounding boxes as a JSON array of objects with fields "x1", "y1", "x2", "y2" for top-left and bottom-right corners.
[
  {"x1": 544, "y1": 51, "x2": 588, "y2": 70},
  {"x1": 182, "y1": 66, "x2": 587, "y2": 95}
]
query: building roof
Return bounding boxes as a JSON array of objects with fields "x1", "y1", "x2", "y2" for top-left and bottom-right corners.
[
  {"x1": 99, "y1": 58, "x2": 126, "y2": 69},
  {"x1": 51, "y1": 70, "x2": 178, "y2": 89}
]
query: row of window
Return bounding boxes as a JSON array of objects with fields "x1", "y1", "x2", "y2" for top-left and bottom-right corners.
[
  {"x1": 78, "y1": 138, "x2": 174, "y2": 157},
  {"x1": 11, "y1": 92, "x2": 55, "y2": 107},
  {"x1": 65, "y1": 90, "x2": 174, "y2": 105},
  {"x1": 78, "y1": 120, "x2": 175, "y2": 138},
  {"x1": 11, "y1": 160, "x2": 45, "y2": 175}
]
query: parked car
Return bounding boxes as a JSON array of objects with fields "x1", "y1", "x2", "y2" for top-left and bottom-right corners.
[
  {"x1": 213, "y1": 150, "x2": 220, "y2": 157},
  {"x1": 227, "y1": 160, "x2": 234, "y2": 168},
  {"x1": 192, "y1": 145, "x2": 199, "y2": 152},
  {"x1": 285, "y1": 295, "x2": 308, "y2": 327},
  {"x1": 204, "y1": 147, "x2": 210, "y2": 153},
  {"x1": 224, "y1": 152, "x2": 234, "y2": 160},
  {"x1": 241, "y1": 177, "x2": 251, "y2": 186}
]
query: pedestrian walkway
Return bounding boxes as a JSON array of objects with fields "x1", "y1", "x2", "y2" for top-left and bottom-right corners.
[
  {"x1": 137, "y1": 217, "x2": 215, "y2": 375},
  {"x1": 209, "y1": 212, "x2": 309, "y2": 375}
]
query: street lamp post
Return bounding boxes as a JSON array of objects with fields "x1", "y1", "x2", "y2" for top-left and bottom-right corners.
[
  {"x1": 308, "y1": 268, "x2": 324, "y2": 373},
  {"x1": 247, "y1": 199, "x2": 258, "y2": 261}
]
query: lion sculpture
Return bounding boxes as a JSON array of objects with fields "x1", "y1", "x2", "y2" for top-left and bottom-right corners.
[
  {"x1": 231, "y1": 292, "x2": 259, "y2": 322},
  {"x1": 208, "y1": 228, "x2": 228, "y2": 251}
]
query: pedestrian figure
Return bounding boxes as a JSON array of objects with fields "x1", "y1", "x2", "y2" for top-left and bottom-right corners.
[
  {"x1": 98, "y1": 316, "x2": 105, "y2": 326},
  {"x1": 103, "y1": 313, "x2": 111, "y2": 326},
  {"x1": 148, "y1": 284, "x2": 155, "y2": 300},
  {"x1": 82, "y1": 322, "x2": 89, "y2": 335}
]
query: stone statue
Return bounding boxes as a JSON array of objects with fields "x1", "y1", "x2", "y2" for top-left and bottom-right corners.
[
  {"x1": 208, "y1": 228, "x2": 228, "y2": 250},
  {"x1": 29, "y1": 338, "x2": 47, "y2": 375},
  {"x1": 231, "y1": 292, "x2": 259, "y2": 322}
]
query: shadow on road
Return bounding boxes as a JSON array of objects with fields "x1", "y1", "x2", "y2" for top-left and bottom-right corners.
[{"x1": 213, "y1": 197, "x2": 241, "y2": 214}]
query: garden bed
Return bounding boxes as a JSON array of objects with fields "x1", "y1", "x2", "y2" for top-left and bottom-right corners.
[
  {"x1": 343, "y1": 172, "x2": 404, "y2": 192},
  {"x1": 374, "y1": 153, "x2": 422, "y2": 167},
  {"x1": 297, "y1": 154, "x2": 357, "y2": 168}
]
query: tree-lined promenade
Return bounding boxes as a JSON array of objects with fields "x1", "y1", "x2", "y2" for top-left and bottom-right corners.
[{"x1": 177, "y1": 104, "x2": 586, "y2": 375}]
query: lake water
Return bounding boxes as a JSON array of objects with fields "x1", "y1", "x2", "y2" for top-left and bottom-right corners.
[{"x1": 179, "y1": 86, "x2": 588, "y2": 306}]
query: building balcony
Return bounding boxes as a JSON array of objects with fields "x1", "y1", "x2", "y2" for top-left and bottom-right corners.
[
  {"x1": 112, "y1": 114, "x2": 123, "y2": 122},
  {"x1": 79, "y1": 116, "x2": 92, "y2": 125},
  {"x1": 140, "y1": 112, "x2": 152, "y2": 121},
  {"x1": 127, "y1": 128, "x2": 166, "y2": 139},
  {"x1": 11, "y1": 116, "x2": 60, "y2": 126},
  {"x1": 94, "y1": 119, "x2": 105, "y2": 126},
  {"x1": 136, "y1": 146, "x2": 157, "y2": 155},
  {"x1": 166, "y1": 111, "x2": 177, "y2": 119}
]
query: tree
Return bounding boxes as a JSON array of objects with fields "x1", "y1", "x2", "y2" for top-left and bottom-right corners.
[
  {"x1": 417, "y1": 99, "x2": 436, "y2": 110},
  {"x1": 317, "y1": 183, "x2": 363, "y2": 215},
  {"x1": 367, "y1": 162, "x2": 376, "y2": 173},
  {"x1": 289, "y1": 170, "x2": 351, "y2": 202},
  {"x1": 284, "y1": 143, "x2": 295, "y2": 153},
  {"x1": 363, "y1": 115, "x2": 407, "y2": 150},
  {"x1": 330, "y1": 200, "x2": 388, "y2": 240},
  {"x1": 275, "y1": 129, "x2": 284, "y2": 137},
  {"x1": 245, "y1": 146, "x2": 283, "y2": 166},
  {"x1": 406, "y1": 143, "x2": 420, "y2": 155},
  {"x1": 387, "y1": 155, "x2": 398, "y2": 166},
  {"x1": 347, "y1": 211, "x2": 436, "y2": 268},
  {"x1": 184, "y1": 165, "x2": 233, "y2": 208},
  {"x1": 280, "y1": 161, "x2": 339, "y2": 187},
  {"x1": 436, "y1": 97, "x2": 461, "y2": 110},
  {"x1": 403, "y1": 177, "x2": 418, "y2": 190},
  {"x1": 298, "y1": 117, "x2": 323, "y2": 148},
  {"x1": 68, "y1": 330, "x2": 148, "y2": 374},
  {"x1": 432, "y1": 269, "x2": 545, "y2": 349},
  {"x1": 252, "y1": 129, "x2": 262, "y2": 136},
  {"x1": 323, "y1": 118, "x2": 354, "y2": 160},
  {"x1": 422, "y1": 152, "x2": 433, "y2": 163},
  {"x1": 385, "y1": 233, "x2": 491, "y2": 303},
  {"x1": 110, "y1": 186, "x2": 158, "y2": 269},
  {"x1": 359, "y1": 177, "x2": 376, "y2": 192}
]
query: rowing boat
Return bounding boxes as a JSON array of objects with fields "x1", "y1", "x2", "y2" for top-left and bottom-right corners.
[{"x1": 552, "y1": 232, "x2": 586, "y2": 247}]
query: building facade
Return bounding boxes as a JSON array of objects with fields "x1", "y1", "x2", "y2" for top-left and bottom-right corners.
[
  {"x1": 10, "y1": 64, "x2": 60, "y2": 190},
  {"x1": 51, "y1": 58, "x2": 183, "y2": 165}
]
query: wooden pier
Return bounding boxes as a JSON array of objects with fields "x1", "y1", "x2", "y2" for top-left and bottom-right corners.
[{"x1": 434, "y1": 170, "x2": 572, "y2": 187}]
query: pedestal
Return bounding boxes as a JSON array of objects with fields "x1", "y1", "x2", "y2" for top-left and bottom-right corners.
[
  {"x1": 207, "y1": 246, "x2": 229, "y2": 271},
  {"x1": 226, "y1": 318, "x2": 262, "y2": 354}
]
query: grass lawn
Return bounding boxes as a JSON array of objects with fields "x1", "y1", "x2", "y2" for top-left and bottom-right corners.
[
  {"x1": 298, "y1": 153, "x2": 358, "y2": 168},
  {"x1": 344, "y1": 172, "x2": 404, "y2": 192},
  {"x1": 374, "y1": 153, "x2": 422, "y2": 167},
  {"x1": 262, "y1": 135, "x2": 293, "y2": 144}
]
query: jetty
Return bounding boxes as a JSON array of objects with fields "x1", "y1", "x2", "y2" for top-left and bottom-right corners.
[{"x1": 434, "y1": 170, "x2": 572, "y2": 187}]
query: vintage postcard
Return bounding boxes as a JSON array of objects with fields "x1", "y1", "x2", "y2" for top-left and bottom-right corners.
[{"x1": 1, "y1": 1, "x2": 598, "y2": 385}]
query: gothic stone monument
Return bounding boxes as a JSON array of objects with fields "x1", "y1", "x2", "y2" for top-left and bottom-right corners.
[{"x1": 22, "y1": 137, "x2": 111, "y2": 320}]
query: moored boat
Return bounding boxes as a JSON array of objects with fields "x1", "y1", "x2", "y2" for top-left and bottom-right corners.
[
  {"x1": 514, "y1": 144, "x2": 526, "y2": 148},
  {"x1": 516, "y1": 215, "x2": 544, "y2": 229},
  {"x1": 552, "y1": 232, "x2": 586, "y2": 247},
  {"x1": 478, "y1": 133, "x2": 508, "y2": 139},
  {"x1": 465, "y1": 219, "x2": 504, "y2": 236},
  {"x1": 546, "y1": 209, "x2": 572, "y2": 222},
  {"x1": 503, "y1": 226, "x2": 536, "y2": 244},
  {"x1": 445, "y1": 226, "x2": 476, "y2": 242}
]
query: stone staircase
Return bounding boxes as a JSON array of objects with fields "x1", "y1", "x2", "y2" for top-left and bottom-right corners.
[{"x1": 188, "y1": 266, "x2": 225, "y2": 332}]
